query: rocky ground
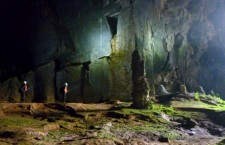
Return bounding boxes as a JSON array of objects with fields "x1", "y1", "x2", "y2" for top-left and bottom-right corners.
[{"x1": 0, "y1": 96, "x2": 225, "y2": 145}]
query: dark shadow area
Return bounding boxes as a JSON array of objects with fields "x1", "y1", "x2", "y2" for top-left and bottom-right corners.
[
  {"x1": 156, "y1": 94, "x2": 177, "y2": 104},
  {"x1": 178, "y1": 108, "x2": 225, "y2": 127},
  {"x1": 156, "y1": 93, "x2": 185, "y2": 105},
  {"x1": 0, "y1": 131, "x2": 16, "y2": 139},
  {"x1": 33, "y1": 73, "x2": 45, "y2": 102},
  {"x1": 106, "y1": 16, "x2": 118, "y2": 36},
  {"x1": 0, "y1": 0, "x2": 36, "y2": 82}
]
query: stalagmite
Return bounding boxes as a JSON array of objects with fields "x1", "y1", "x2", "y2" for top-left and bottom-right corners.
[{"x1": 131, "y1": 49, "x2": 150, "y2": 109}]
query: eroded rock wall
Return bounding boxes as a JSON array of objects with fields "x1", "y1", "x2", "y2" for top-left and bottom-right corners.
[
  {"x1": 1, "y1": 0, "x2": 225, "y2": 102},
  {"x1": 134, "y1": 0, "x2": 225, "y2": 96}
]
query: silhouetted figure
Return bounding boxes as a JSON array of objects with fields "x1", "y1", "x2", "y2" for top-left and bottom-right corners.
[
  {"x1": 19, "y1": 81, "x2": 28, "y2": 102},
  {"x1": 62, "y1": 82, "x2": 68, "y2": 103}
]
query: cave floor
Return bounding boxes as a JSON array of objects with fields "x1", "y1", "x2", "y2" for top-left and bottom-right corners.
[{"x1": 0, "y1": 100, "x2": 225, "y2": 145}]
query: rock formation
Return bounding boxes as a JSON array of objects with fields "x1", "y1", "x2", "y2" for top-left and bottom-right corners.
[
  {"x1": 159, "y1": 84, "x2": 170, "y2": 95},
  {"x1": 1, "y1": 0, "x2": 225, "y2": 102},
  {"x1": 199, "y1": 86, "x2": 206, "y2": 94},
  {"x1": 131, "y1": 49, "x2": 150, "y2": 109}
]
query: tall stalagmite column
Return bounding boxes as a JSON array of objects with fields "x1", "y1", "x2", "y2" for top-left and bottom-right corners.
[
  {"x1": 131, "y1": 49, "x2": 150, "y2": 109},
  {"x1": 130, "y1": 0, "x2": 150, "y2": 108}
]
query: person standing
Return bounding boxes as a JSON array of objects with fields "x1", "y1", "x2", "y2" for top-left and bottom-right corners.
[
  {"x1": 63, "y1": 82, "x2": 68, "y2": 103},
  {"x1": 20, "y1": 81, "x2": 28, "y2": 102}
]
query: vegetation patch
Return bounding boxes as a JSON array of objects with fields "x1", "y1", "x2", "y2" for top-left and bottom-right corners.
[
  {"x1": 217, "y1": 139, "x2": 225, "y2": 145},
  {"x1": 44, "y1": 128, "x2": 73, "y2": 142},
  {"x1": 110, "y1": 103, "x2": 187, "y2": 140},
  {"x1": 97, "y1": 132, "x2": 116, "y2": 140},
  {"x1": 0, "y1": 115, "x2": 47, "y2": 129}
]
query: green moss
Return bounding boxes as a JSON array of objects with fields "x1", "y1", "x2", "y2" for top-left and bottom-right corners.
[
  {"x1": 0, "y1": 115, "x2": 47, "y2": 129},
  {"x1": 118, "y1": 103, "x2": 194, "y2": 123},
  {"x1": 192, "y1": 92, "x2": 225, "y2": 111},
  {"x1": 209, "y1": 95, "x2": 225, "y2": 106},
  {"x1": 114, "y1": 118, "x2": 184, "y2": 140},
  {"x1": 163, "y1": 131, "x2": 184, "y2": 140},
  {"x1": 217, "y1": 139, "x2": 225, "y2": 145},
  {"x1": 112, "y1": 103, "x2": 186, "y2": 140},
  {"x1": 150, "y1": 103, "x2": 177, "y2": 116},
  {"x1": 97, "y1": 132, "x2": 115, "y2": 139},
  {"x1": 118, "y1": 103, "x2": 178, "y2": 118},
  {"x1": 173, "y1": 99, "x2": 225, "y2": 112},
  {"x1": 194, "y1": 92, "x2": 201, "y2": 101},
  {"x1": 0, "y1": 115, "x2": 43, "y2": 145},
  {"x1": 44, "y1": 129, "x2": 71, "y2": 142},
  {"x1": 202, "y1": 94, "x2": 207, "y2": 98}
]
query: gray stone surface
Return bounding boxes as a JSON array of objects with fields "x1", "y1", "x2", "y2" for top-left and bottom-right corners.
[{"x1": 88, "y1": 58, "x2": 112, "y2": 102}]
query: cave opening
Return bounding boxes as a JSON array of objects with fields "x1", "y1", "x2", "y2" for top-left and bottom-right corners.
[{"x1": 106, "y1": 16, "x2": 118, "y2": 37}]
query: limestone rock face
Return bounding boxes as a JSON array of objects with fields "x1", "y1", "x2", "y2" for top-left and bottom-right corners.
[
  {"x1": 133, "y1": 0, "x2": 225, "y2": 97},
  {"x1": 55, "y1": 58, "x2": 112, "y2": 103},
  {"x1": 88, "y1": 58, "x2": 112, "y2": 102},
  {"x1": 1, "y1": 0, "x2": 225, "y2": 102},
  {"x1": 33, "y1": 62, "x2": 55, "y2": 102},
  {"x1": 56, "y1": 65, "x2": 83, "y2": 102}
]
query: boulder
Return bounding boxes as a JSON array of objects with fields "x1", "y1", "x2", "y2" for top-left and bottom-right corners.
[
  {"x1": 180, "y1": 84, "x2": 188, "y2": 94},
  {"x1": 159, "y1": 84, "x2": 170, "y2": 95}
]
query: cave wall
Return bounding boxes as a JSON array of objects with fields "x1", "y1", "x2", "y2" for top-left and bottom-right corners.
[
  {"x1": 1, "y1": 0, "x2": 225, "y2": 102},
  {"x1": 134, "y1": 0, "x2": 225, "y2": 96},
  {"x1": 0, "y1": 0, "x2": 121, "y2": 102}
]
